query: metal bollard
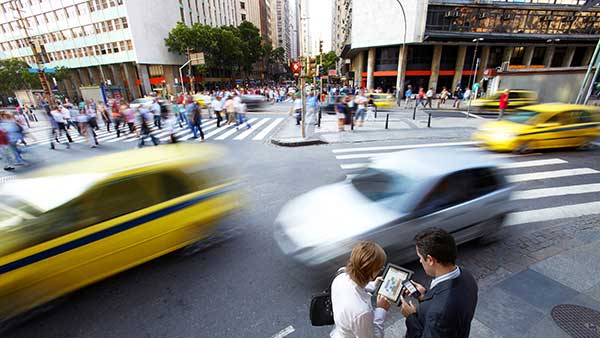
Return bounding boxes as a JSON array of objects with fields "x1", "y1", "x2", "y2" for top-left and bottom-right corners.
[
  {"x1": 427, "y1": 112, "x2": 432, "y2": 128},
  {"x1": 385, "y1": 113, "x2": 390, "y2": 129},
  {"x1": 413, "y1": 104, "x2": 417, "y2": 120},
  {"x1": 351, "y1": 112, "x2": 354, "y2": 130},
  {"x1": 374, "y1": 106, "x2": 378, "y2": 119},
  {"x1": 317, "y1": 109, "x2": 321, "y2": 128}
]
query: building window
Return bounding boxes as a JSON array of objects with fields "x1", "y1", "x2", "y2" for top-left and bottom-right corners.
[
  {"x1": 114, "y1": 18, "x2": 122, "y2": 29},
  {"x1": 531, "y1": 47, "x2": 546, "y2": 65},
  {"x1": 511, "y1": 46, "x2": 525, "y2": 65},
  {"x1": 122, "y1": 17, "x2": 128, "y2": 28},
  {"x1": 240, "y1": 1, "x2": 245, "y2": 10},
  {"x1": 241, "y1": 13, "x2": 246, "y2": 21},
  {"x1": 571, "y1": 46, "x2": 588, "y2": 67},
  {"x1": 179, "y1": 0, "x2": 184, "y2": 22},
  {"x1": 126, "y1": 40, "x2": 133, "y2": 50}
]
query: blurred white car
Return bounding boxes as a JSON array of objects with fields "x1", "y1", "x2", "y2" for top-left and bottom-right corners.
[
  {"x1": 274, "y1": 148, "x2": 513, "y2": 272},
  {"x1": 129, "y1": 98, "x2": 154, "y2": 109}
]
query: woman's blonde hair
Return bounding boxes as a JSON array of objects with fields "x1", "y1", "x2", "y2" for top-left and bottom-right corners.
[{"x1": 346, "y1": 241, "x2": 386, "y2": 287}]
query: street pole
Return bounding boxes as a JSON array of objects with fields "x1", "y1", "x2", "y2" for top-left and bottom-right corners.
[
  {"x1": 394, "y1": 0, "x2": 407, "y2": 105},
  {"x1": 11, "y1": 0, "x2": 56, "y2": 106},
  {"x1": 467, "y1": 57, "x2": 480, "y2": 118},
  {"x1": 319, "y1": 46, "x2": 323, "y2": 101},
  {"x1": 301, "y1": 57, "x2": 307, "y2": 138},
  {"x1": 179, "y1": 60, "x2": 191, "y2": 95},
  {"x1": 584, "y1": 52, "x2": 600, "y2": 105},
  {"x1": 187, "y1": 48, "x2": 194, "y2": 94},
  {"x1": 468, "y1": 38, "x2": 483, "y2": 91}
]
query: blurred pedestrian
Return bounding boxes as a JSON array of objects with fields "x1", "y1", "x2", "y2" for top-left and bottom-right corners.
[
  {"x1": 498, "y1": 89, "x2": 510, "y2": 120},
  {"x1": 50, "y1": 105, "x2": 73, "y2": 146},
  {"x1": 426, "y1": 88, "x2": 434, "y2": 108},
  {"x1": 224, "y1": 96, "x2": 236, "y2": 125},
  {"x1": 98, "y1": 102, "x2": 111, "y2": 132},
  {"x1": 330, "y1": 241, "x2": 389, "y2": 338},
  {"x1": 405, "y1": 85, "x2": 413, "y2": 108},
  {"x1": 112, "y1": 100, "x2": 124, "y2": 138},
  {"x1": 123, "y1": 105, "x2": 139, "y2": 138},
  {"x1": 292, "y1": 93, "x2": 302, "y2": 125},
  {"x1": 189, "y1": 101, "x2": 204, "y2": 140},
  {"x1": 212, "y1": 95, "x2": 224, "y2": 127},
  {"x1": 452, "y1": 86, "x2": 463, "y2": 108},
  {"x1": 138, "y1": 107, "x2": 159, "y2": 147},
  {"x1": 335, "y1": 97, "x2": 346, "y2": 132},
  {"x1": 438, "y1": 87, "x2": 449, "y2": 109},
  {"x1": 354, "y1": 92, "x2": 367, "y2": 127},
  {"x1": 235, "y1": 102, "x2": 251, "y2": 130},
  {"x1": 151, "y1": 99, "x2": 162, "y2": 129}
]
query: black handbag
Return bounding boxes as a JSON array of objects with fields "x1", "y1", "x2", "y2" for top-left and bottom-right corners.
[{"x1": 309, "y1": 268, "x2": 345, "y2": 326}]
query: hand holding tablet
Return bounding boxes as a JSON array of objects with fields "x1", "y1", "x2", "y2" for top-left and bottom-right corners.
[{"x1": 375, "y1": 263, "x2": 414, "y2": 305}]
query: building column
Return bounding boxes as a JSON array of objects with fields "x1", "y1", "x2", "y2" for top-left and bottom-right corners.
[
  {"x1": 583, "y1": 46, "x2": 595, "y2": 67},
  {"x1": 544, "y1": 46, "x2": 555, "y2": 68},
  {"x1": 428, "y1": 45, "x2": 443, "y2": 92},
  {"x1": 137, "y1": 64, "x2": 152, "y2": 96},
  {"x1": 366, "y1": 48, "x2": 376, "y2": 91},
  {"x1": 502, "y1": 47, "x2": 513, "y2": 65},
  {"x1": 523, "y1": 46, "x2": 535, "y2": 67},
  {"x1": 123, "y1": 62, "x2": 141, "y2": 99},
  {"x1": 452, "y1": 46, "x2": 467, "y2": 90},
  {"x1": 355, "y1": 51, "x2": 365, "y2": 89},
  {"x1": 395, "y1": 45, "x2": 408, "y2": 100},
  {"x1": 70, "y1": 71, "x2": 83, "y2": 99},
  {"x1": 110, "y1": 64, "x2": 126, "y2": 88},
  {"x1": 562, "y1": 46, "x2": 576, "y2": 67},
  {"x1": 476, "y1": 46, "x2": 490, "y2": 83},
  {"x1": 77, "y1": 68, "x2": 91, "y2": 86},
  {"x1": 89, "y1": 67, "x2": 101, "y2": 85},
  {"x1": 164, "y1": 65, "x2": 177, "y2": 97}
]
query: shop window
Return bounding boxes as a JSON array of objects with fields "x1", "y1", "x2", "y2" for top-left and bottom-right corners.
[
  {"x1": 551, "y1": 47, "x2": 567, "y2": 67},
  {"x1": 571, "y1": 47, "x2": 587, "y2": 67},
  {"x1": 440, "y1": 45, "x2": 458, "y2": 71},
  {"x1": 531, "y1": 47, "x2": 546, "y2": 65},
  {"x1": 511, "y1": 46, "x2": 525, "y2": 65},
  {"x1": 407, "y1": 45, "x2": 434, "y2": 71}
]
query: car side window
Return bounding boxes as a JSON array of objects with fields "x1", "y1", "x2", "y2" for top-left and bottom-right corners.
[
  {"x1": 417, "y1": 173, "x2": 464, "y2": 214},
  {"x1": 467, "y1": 168, "x2": 502, "y2": 199},
  {"x1": 76, "y1": 175, "x2": 160, "y2": 228},
  {"x1": 508, "y1": 92, "x2": 520, "y2": 99},
  {"x1": 579, "y1": 111, "x2": 592, "y2": 123},
  {"x1": 156, "y1": 171, "x2": 194, "y2": 202}
]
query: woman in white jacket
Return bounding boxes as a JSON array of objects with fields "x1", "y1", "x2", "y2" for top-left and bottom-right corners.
[{"x1": 331, "y1": 242, "x2": 390, "y2": 338}]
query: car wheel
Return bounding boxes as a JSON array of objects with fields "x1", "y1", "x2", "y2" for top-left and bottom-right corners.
[
  {"x1": 475, "y1": 215, "x2": 506, "y2": 245},
  {"x1": 515, "y1": 141, "x2": 532, "y2": 154},
  {"x1": 576, "y1": 139, "x2": 596, "y2": 151}
]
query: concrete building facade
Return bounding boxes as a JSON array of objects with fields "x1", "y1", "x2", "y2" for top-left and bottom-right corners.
[
  {"x1": 273, "y1": 0, "x2": 291, "y2": 60},
  {"x1": 0, "y1": 0, "x2": 241, "y2": 100},
  {"x1": 332, "y1": 0, "x2": 599, "y2": 97}
]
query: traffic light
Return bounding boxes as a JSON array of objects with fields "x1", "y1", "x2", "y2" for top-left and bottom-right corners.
[
  {"x1": 319, "y1": 40, "x2": 323, "y2": 54},
  {"x1": 319, "y1": 64, "x2": 326, "y2": 76},
  {"x1": 291, "y1": 61, "x2": 301, "y2": 77},
  {"x1": 307, "y1": 57, "x2": 317, "y2": 77}
]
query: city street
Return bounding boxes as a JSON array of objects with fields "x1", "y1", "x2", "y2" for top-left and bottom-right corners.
[{"x1": 3, "y1": 112, "x2": 600, "y2": 337}]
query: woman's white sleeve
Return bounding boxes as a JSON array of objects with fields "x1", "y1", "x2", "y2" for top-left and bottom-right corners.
[{"x1": 354, "y1": 308, "x2": 387, "y2": 338}]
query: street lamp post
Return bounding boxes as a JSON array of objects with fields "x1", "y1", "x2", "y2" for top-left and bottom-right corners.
[
  {"x1": 394, "y1": 0, "x2": 407, "y2": 104},
  {"x1": 467, "y1": 38, "x2": 484, "y2": 91}
]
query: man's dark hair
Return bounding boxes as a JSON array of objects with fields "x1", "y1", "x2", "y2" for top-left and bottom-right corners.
[{"x1": 414, "y1": 228, "x2": 457, "y2": 265}]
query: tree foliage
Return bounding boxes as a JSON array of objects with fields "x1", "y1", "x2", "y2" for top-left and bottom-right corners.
[
  {"x1": 165, "y1": 21, "x2": 285, "y2": 79},
  {"x1": 0, "y1": 58, "x2": 40, "y2": 93},
  {"x1": 321, "y1": 51, "x2": 339, "y2": 71}
]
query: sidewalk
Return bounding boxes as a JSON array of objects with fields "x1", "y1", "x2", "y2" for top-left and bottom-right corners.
[
  {"x1": 270, "y1": 107, "x2": 488, "y2": 146},
  {"x1": 382, "y1": 217, "x2": 600, "y2": 338}
]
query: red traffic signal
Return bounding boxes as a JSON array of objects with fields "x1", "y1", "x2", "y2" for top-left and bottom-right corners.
[{"x1": 291, "y1": 61, "x2": 301, "y2": 76}]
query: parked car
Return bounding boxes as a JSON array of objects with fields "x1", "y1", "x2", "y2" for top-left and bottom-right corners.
[
  {"x1": 472, "y1": 103, "x2": 600, "y2": 153},
  {"x1": 274, "y1": 148, "x2": 512, "y2": 274},
  {"x1": 0, "y1": 144, "x2": 242, "y2": 323},
  {"x1": 471, "y1": 90, "x2": 538, "y2": 112}
]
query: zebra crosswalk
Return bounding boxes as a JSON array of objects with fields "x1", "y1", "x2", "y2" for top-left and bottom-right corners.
[
  {"x1": 331, "y1": 142, "x2": 600, "y2": 228},
  {"x1": 23, "y1": 117, "x2": 284, "y2": 147}
]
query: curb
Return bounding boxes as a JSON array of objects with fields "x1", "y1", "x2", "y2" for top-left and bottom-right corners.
[{"x1": 270, "y1": 137, "x2": 327, "y2": 147}]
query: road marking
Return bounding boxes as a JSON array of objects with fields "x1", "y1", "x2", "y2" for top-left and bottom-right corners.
[
  {"x1": 203, "y1": 123, "x2": 237, "y2": 139},
  {"x1": 507, "y1": 168, "x2": 599, "y2": 183},
  {"x1": 500, "y1": 158, "x2": 567, "y2": 169},
  {"x1": 0, "y1": 175, "x2": 17, "y2": 184},
  {"x1": 214, "y1": 118, "x2": 258, "y2": 140},
  {"x1": 271, "y1": 325, "x2": 295, "y2": 338},
  {"x1": 340, "y1": 163, "x2": 369, "y2": 170},
  {"x1": 332, "y1": 141, "x2": 478, "y2": 154},
  {"x1": 505, "y1": 201, "x2": 600, "y2": 226},
  {"x1": 512, "y1": 183, "x2": 600, "y2": 200},
  {"x1": 336, "y1": 152, "x2": 392, "y2": 160},
  {"x1": 234, "y1": 118, "x2": 271, "y2": 140},
  {"x1": 252, "y1": 117, "x2": 283, "y2": 140}
]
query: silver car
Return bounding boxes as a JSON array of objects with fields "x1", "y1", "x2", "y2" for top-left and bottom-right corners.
[{"x1": 274, "y1": 148, "x2": 513, "y2": 272}]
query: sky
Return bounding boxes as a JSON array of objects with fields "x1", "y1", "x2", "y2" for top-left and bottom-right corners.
[{"x1": 306, "y1": 0, "x2": 333, "y2": 52}]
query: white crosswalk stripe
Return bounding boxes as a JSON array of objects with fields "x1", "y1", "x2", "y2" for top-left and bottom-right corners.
[
  {"x1": 331, "y1": 142, "x2": 600, "y2": 227},
  {"x1": 234, "y1": 118, "x2": 270, "y2": 140},
  {"x1": 214, "y1": 118, "x2": 258, "y2": 140},
  {"x1": 253, "y1": 118, "x2": 283, "y2": 140},
  {"x1": 20, "y1": 117, "x2": 281, "y2": 145}
]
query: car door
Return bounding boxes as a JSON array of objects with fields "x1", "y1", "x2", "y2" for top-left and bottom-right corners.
[{"x1": 535, "y1": 112, "x2": 577, "y2": 149}]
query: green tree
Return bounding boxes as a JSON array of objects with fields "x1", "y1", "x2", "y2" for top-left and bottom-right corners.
[
  {"x1": 321, "y1": 51, "x2": 339, "y2": 71},
  {"x1": 53, "y1": 66, "x2": 71, "y2": 82},
  {"x1": 0, "y1": 58, "x2": 40, "y2": 93},
  {"x1": 237, "y1": 21, "x2": 263, "y2": 76}
]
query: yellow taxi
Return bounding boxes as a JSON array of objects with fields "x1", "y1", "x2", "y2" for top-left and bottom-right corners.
[
  {"x1": 366, "y1": 93, "x2": 396, "y2": 109},
  {"x1": 472, "y1": 103, "x2": 600, "y2": 153},
  {"x1": 193, "y1": 94, "x2": 212, "y2": 107},
  {"x1": 471, "y1": 90, "x2": 538, "y2": 112},
  {"x1": 0, "y1": 144, "x2": 241, "y2": 323}
]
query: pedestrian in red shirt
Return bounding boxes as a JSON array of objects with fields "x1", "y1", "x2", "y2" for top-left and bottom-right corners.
[{"x1": 499, "y1": 89, "x2": 510, "y2": 120}]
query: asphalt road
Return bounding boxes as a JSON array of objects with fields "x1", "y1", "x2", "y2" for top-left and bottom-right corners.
[{"x1": 2, "y1": 112, "x2": 600, "y2": 338}]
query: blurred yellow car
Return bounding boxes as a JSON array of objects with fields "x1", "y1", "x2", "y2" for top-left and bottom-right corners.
[
  {"x1": 367, "y1": 93, "x2": 395, "y2": 109},
  {"x1": 471, "y1": 90, "x2": 538, "y2": 112},
  {"x1": 193, "y1": 94, "x2": 211, "y2": 107},
  {"x1": 472, "y1": 103, "x2": 600, "y2": 152},
  {"x1": 0, "y1": 144, "x2": 241, "y2": 323}
]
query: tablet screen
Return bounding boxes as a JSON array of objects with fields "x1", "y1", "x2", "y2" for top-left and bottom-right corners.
[{"x1": 378, "y1": 266, "x2": 410, "y2": 302}]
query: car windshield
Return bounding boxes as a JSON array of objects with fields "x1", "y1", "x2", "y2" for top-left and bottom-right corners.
[
  {"x1": 505, "y1": 111, "x2": 540, "y2": 125},
  {"x1": 351, "y1": 168, "x2": 415, "y2": 210},
  {"x1": 0, "y1": 174, "x2": 105, "y2": 213}
]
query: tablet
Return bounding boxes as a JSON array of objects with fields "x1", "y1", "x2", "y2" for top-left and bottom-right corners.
[{"x1": 375, "y1": 264, "x2": 414, "y2": 305}]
